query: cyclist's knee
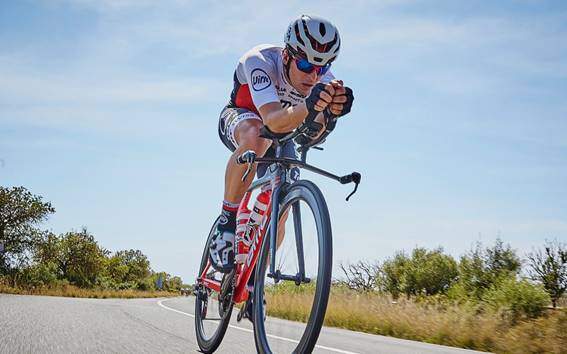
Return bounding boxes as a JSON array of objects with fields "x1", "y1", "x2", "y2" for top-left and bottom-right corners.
[{"x1": 235, "y1": 120, "x2": 271, "y2": 155}]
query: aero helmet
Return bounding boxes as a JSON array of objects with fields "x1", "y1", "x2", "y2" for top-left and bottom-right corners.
[{"x1": 285, "y1": 15, "x2": 341, "y2": 66}]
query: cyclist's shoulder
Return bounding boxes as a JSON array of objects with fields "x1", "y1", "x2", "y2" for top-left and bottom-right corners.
[{"x1": 239, "y1": 44, "x2": 283, "y2": 65}]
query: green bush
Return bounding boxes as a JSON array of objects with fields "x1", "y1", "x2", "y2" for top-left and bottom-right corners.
[
  {"x1": 136, "y1": 277, "x2": 156, "y2": 291},
  {"x1": 21, "y1": 262, "x2": 59, "y2": 287},
  {"x1": 454, "y1": 239, "x2": 521, "y2": 301},
  {"x1": 482, "y1": 277, "x2": 550, "y2": 322},
  {"x1": 381, "y1": 247, "x2": 458, "y2": 298}
]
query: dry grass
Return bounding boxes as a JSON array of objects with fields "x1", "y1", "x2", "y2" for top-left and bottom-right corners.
[
  {"x1": 0, "y1": 283, "x2": 178, "y2": 299},
  {"x1": 265, "y1": 286, "x2": 567, "y2": 353}
]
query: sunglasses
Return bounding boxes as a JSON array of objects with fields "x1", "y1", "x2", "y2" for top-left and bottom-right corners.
[{"x1": 293, "y1": 56, "x2": 331, "y2": 76}]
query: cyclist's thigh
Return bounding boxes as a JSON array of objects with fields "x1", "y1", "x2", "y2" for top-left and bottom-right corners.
[{"x1": 218, "y1": 106, "x2": 262, "y2": 151}]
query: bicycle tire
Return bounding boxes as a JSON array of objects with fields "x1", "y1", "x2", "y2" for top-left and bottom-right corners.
[
  {"x1": 253, "y1": 180, "x2": 333, "y2": 354},
  {"x1": 194, "y1": 216, "x2": 234, "y2": 353}
]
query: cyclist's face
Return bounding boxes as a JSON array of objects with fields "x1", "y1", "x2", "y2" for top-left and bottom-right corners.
[{"x1": 284, "y1": 51, "x2": 320, "y2": 96}]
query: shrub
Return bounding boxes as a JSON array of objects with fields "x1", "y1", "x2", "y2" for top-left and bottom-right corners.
[
  {"x1": 527, "y1": 239, "x2": 567, "y2": 308},
  {"x1": 381, "y1": 247, "x2": 458, "y2": 298},
  {"x1": 482, "y1": 277, "x2": 550, "y2": 323},
  {"x1": 454, "y1": 239, "x2": 521, "y2": 301},
  {"x1": 20, "y1": 262, "x2": 58, "y2": 287}
]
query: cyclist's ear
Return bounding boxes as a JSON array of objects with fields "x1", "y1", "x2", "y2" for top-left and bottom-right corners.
[{"x1": 282, "y1": 49, "x2": 290, "y2": 65}]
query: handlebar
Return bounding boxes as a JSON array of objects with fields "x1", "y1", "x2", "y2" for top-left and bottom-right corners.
[
  {"x1": 235, "y1": 108, "x2": 360, "y2": 200},
  {"x1": 235, "y1": 148, "x2": 362, "y2": 201}
]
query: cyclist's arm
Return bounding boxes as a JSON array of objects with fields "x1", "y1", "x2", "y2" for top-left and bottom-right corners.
[
  {"x1": 260, "y1": 81, "x2": 337, "y2": 133},
  {"x1": 259, "y1": 102, "x2": 315, "y2": 133}
]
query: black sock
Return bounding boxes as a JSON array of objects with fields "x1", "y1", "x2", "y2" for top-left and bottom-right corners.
[{"x1": 218, "y1": 201, "x2": 238, "y2": 233}]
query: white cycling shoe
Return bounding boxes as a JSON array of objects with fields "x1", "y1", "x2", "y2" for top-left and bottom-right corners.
[{"x1": 208, "y1": 228, "x2": 235, "y2": 273}]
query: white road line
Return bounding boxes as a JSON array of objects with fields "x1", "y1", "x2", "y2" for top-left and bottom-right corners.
[{"x1": 157, "y1": 298, "x2": 360, "y2": 354}]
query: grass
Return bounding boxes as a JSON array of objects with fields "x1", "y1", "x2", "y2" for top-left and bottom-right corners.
[
  {"x1": 264, "y1": 285, "x2": 567, "y2": 354},
  {"x1": 0, "y1": 283, "x2": 178, "y2": 299}
]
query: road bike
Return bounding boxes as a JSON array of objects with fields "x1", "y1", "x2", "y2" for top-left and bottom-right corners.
[{"x1": 194, "y1": 110, "x2": 361, "y2": 353}]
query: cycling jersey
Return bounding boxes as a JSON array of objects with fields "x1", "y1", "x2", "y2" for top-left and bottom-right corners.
[
  {"x1": 219, "y1": 44, "x2": 332, "y2": 180},
  {"x1": 228, "y1": 44, "x2": 334, "y2": 115}
]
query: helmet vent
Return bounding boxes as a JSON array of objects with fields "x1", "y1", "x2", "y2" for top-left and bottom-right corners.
[
  {"x1": 319, "y1": 23, "x2": 326, "y2": 37},
  {"x1": 294, "y1": 23, "x2": 305, "y2": 46}
]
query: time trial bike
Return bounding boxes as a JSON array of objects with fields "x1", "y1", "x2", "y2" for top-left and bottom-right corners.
[{"x1": 194, "y1": 110, "x2": 361, "y2": 353}]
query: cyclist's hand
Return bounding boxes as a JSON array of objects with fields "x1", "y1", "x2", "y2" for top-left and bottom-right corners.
[
  {"x1": 328, "y1": 80, "x2": 354, "y2": 117},
  {"x1": 305, "y1": 83, "x2": 335, "y2": 113}
]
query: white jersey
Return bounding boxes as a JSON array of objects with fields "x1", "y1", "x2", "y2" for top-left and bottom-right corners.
[{"x1": 228, "y1": 44, "x2": 334, "y2": 116}]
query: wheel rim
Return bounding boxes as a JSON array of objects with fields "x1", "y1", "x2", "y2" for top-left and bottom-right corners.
[{"x1": 254, "y1": 187, "x2": 332, "y2": 353}]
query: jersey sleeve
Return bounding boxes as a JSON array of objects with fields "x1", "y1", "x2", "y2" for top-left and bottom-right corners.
[{"x1": 242, "y1": 52, "x2": 280, "y2": 110}]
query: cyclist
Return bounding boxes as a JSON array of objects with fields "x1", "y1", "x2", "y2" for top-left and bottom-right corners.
[{"x1": 209, "y1": 15, "x2": 354, "y2": 276}]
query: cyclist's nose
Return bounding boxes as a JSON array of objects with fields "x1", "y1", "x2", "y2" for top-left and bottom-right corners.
[{"x1": 305, "y1": 70, "x2": 318, "y2": 83}]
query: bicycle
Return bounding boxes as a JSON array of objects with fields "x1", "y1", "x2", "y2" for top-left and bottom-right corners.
[{"x1": 194, "y1": 110, "x2": 361, "y2": 353}]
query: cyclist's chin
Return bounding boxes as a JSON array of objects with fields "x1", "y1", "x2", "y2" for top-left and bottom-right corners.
[{"x1": 298, "y1": 83, "x2": 314, "y2": 96}]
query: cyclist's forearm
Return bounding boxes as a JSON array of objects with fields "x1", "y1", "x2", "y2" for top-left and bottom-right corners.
[{"x1": 263, "y1": 103, "x2": 310, "y2": 133}]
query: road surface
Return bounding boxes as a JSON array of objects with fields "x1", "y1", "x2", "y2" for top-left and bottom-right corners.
[{"x1": 0, "y1": 294, "x2": 488, "y2": 353}]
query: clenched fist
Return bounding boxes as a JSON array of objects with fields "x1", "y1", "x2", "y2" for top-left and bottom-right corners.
[
  {"x1": 328, "y1": 80, "x2": 354, "y2": 117},
  {"x1": 305, "y1": 83, "x2": 336, "y2": 113}
]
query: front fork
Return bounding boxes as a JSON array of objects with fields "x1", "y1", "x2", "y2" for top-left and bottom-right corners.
[{"x1": 267, "y1": 168, "x2": 310, "y2": 285}]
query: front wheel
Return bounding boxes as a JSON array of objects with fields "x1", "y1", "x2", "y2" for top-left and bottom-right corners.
[
  {"x1": 253, "y1": 180, "x2": 333, "y2": 354},
  {"x1": 194, "y1": 217, "x2": 234, "y2": 354}
]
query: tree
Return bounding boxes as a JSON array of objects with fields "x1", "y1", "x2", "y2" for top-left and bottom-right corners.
[
  {"x1": 485, "y1": 238, "x2": 521, "y2": 276},
  {"x1": 405, "y1": 247, "x2": 458, "y2": 296},
  {"x1": 338, "y1": 260, "x2": 380, "y2": 292},
  {"x1": 114, "y1": 249, "x2": 151, "y2": 282},
  {"x1": 0, "y1": 186, "x2": 55, "y2": 285},
  {"x1": 381, "y1": 251, "x2": 409, "y2": 299},
  {"x1": 380, "y1": 248, "x2": 458, "y2": 298},
  {"x1": 166, "y1": 276, "x2": 183, "y2": 292},
  {"x1": 58, "y1": 228, "x2": 108, "y2": 287},
  {"x1": 104, "y1": 249, "x2": 151, "y2": 289},
  {"x1": 527, "y1": 240, "x2": 567, "y2": 308},
  {"x1": 456, "y1": 239, "x2": 520, "y2": 300}
]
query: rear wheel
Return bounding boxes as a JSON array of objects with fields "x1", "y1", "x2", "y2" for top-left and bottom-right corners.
[
  {"x1": 194, "y1": 217, "x2": 234, "y2": 353},
  {"x1": 253, "y1": 180, "x2": 333, "y2": 354}
]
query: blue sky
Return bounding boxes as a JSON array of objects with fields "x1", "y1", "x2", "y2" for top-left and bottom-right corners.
[{"x1": 1, "y1": 0, "x2": 566, "y2": 283}]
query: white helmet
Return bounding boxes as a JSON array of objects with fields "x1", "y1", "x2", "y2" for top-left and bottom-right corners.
[{"x1": 285, "y1": 15, "x2": 341, "y2": 66}]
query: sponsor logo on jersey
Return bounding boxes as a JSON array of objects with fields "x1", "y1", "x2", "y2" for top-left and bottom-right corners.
[{"x1": 251, "y1": 68, "x2": 271, "y2": 91}]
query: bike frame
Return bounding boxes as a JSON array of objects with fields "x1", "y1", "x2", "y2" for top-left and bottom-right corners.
[
  {"x1": 197, "y1": 145, "x2": 288, "y2": 304},
  {"x1": 196, "y1": 111, "x2": 361, "y2": 305}
]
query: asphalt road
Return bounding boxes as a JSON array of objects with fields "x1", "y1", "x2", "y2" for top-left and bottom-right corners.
[{"x1": 0, "y1": 294, "x2": 488, "y2": 354}]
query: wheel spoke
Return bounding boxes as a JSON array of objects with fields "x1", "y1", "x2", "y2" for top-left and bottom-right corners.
[{"x1": 253, "y1": 181, "x2": 332, "y2": 354}]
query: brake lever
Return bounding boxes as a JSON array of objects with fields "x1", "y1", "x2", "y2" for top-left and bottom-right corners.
[
  {"x1": 345, "y1": 172, "x2": 361, "y2": 201},
  {"x1": 242, "y1": 162, "x2": 253, "y2": 182},
  {"x1": 345, "y1": 182, "x2": 359, "y2": 201},
  {"x1": 237, "y1": 150, "x2": 257, "y2": 182}
]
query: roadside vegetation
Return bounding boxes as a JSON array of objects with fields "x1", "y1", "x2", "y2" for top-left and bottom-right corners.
[
  {"x1": 267, "y1": 240, "x2": 566, "y2": 353},
  {"x1": 0, "y1": 186, "x2": 185, "y2": 298}
]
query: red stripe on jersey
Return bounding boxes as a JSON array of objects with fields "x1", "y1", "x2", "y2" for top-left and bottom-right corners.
[{"x1": 234, "y1": 84, "x2": 259, "y2": 115}]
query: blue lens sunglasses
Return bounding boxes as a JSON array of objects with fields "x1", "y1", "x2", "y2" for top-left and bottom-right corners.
[{"x1": 294, "y1": 56, "x2": 331, "y2": 76}]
